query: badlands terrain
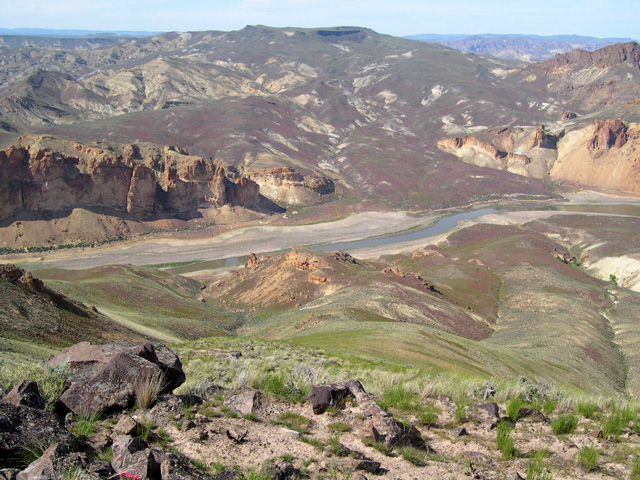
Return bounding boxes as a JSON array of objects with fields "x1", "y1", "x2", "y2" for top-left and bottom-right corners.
[{"x1": 1, "y1": 26, "x2": 640, "y2": 479}]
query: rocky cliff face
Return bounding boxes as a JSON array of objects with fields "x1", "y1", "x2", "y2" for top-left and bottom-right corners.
[
  {"x1": 248, "y1": 167, "x2": 335, "y2": 206},
  {"x1": 534, "y1": 42, "x2": 640, "y2": 71},
  {"x1": 0, "y1": 136, "x2": 261, "y2": 221},
  {"x1": 438, "y1": 119, "x2": 640, "y2": 195},
  {"x1": 436, "y1": 126, "x2": 559, "y2": 179},
  {"x1": 511, "y1": 42, "x2": 640, "y2": 112}
]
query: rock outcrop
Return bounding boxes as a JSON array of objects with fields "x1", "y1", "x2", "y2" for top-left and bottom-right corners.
[
  {"x1": 51, "y1": 342, "x2": 185, "y2": 415},
  {"x1": 0, "y1": 136, "x2": 261, "y2": 222},
  {"x1": 309, "y1": 380, "x2": 430, "y2": 450},
  {"x1": 249, "y1": 167, "x2": 334, "y2": 206},
  {"x1": 0, "y1": 403, "x2": 73, "y2": 468},
  {"x1": 588, "y1": 119, "x2": 629, "y2": 155},
  {"x1": 533, "y1": 41, "x2": 640, "y2": 72},
  {"x1": 0, "y1": 264, "x2": 93, "y2": 319},
  {"x1": 438, "y1": 119, "x2": 640, "y2": 195},
  {"x1": 1, "y1": 381, "x2": 45, "y2": 410}
]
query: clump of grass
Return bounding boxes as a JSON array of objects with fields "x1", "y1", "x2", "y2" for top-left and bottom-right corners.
[
  {"x1": 506, "y1": 397, "x2": 525, "y2": 421},
  {"x1": 241, "y1": 470, "x2": 273, "y2": 480},
  {"x1": 542, "y1": 398, "x2": 557, "y2": 415},
  {"x1": 211, "y1": 462, "x2": 226, "y2": 474},
  {"x1": 280, "y1": 453, "x2": 294, "y2": 463},
  {"x1": 17, "y1": 439, "x2": 54, "y2": 469},
  {"x1": 327, "y1": 421, "x2": 351, "y2": 432},
  {"x1": 496, "y1": 421, "x2": 516, "y2": 459},
  {"x1": 299, "y1": 435, "x2": 324, "y2": 450},
  {"x1": 69, "y1": 412, "x2": 101, "y2": 441},
  {"x1": 251, "y1": 372, "x2": 305, "y2": 403},
  {"x1": 631, "y1": 455, "x2": 640, "y2": 480},
  {"x1": 576, "y1": 447, "x2": 599, "y2": 472},
  {"x1": 272, "y1": 412, "x2": 312, "y2": 434},
  {"x1": 363, "y1": 438, "x2": 392, "y2": 456},
  {"x1": 137, "y1": 421, "x2": 156, "y2": 442},
  {"x1": 182, "y1": 398, "x2": 197, "y2": 420},
  {"x1": 455, "y1": 400, "x2": 468, "y2": 424},
  {"x1": 134, "y1": 371, "x2": 166, "y2": 410},
  {"x1": 379, "y1": 384, "x2": 416, "y2": 411},
  {"x1": 527, "y1": 450, "x2": 552, "y2": 480},
  {"x1": 198, "y1": 404, "x2": 221, "y2": 418},
  {"x1": 576, "y1": 402, "x2": 597, "y2": 419},
  {"x1": 398, "y1": 447, "x2": 429, "y2": 467},
  {"x1": 59, "y1": 466, "x2": 89, "y2": 480},
  {"x1": 618, "y1": 406, "x2": 638, "y2": 423},
  {"x1": 243, "y1": 413, "x2": 259, "y2": 422},
  {"x1": 189, "y1": 458, "x2": 209, "y2": 473},
  {"x1": 601, "y1": 409, "x2": 634, "y2": 439},
  {"x1": 98, "y1": 446, "x2": 113, "y2": 463},
  {"x1": 551, "y1": 414, "x2": 578, "y2": 435},
  {"x1": 328, "y1": 434, "x2": 349, "y2": 457},
  {"x1": 417, "y1": 404, "x2": 440, "y2": 427},
  {"x1": 220, "y1": 406, "x2": 239, "y2": 419}
]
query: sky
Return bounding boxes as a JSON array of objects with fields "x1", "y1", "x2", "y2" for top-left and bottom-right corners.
[{"x1": 0, "y1": 0, "x2": 638, "y2": 39}]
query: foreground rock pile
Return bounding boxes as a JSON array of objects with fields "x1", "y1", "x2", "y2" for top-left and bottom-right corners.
[
  {"x1": 0, "y1": 342, "x2": 429, "y2": 480},
  {"x1": 2, "y1": 341, "x2": 640, "y2": 480}
]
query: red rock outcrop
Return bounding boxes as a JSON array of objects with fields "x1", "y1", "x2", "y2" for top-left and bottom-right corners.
[
  {"x1": 588, "y1": 119, "x2": 629, "y2": 156},
  {"x1": 0, "y1": 136, "x2": 261, "y2": 221},
  {"x1": 439, "y1": 119, "x2": 640, "y2": 195},
  {"x1": 284, "y1": 247, "x2": 326, "y2": 270},
  {"x1": 529, "y1": 125, "x2": 560, "y2": 149},
  {"x1": 437, "y1": 137, "x2": 506, "y2": 162}
]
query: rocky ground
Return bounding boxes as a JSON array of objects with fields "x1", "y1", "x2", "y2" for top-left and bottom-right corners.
[{"x1": 1, "y1": 340, "x2": 640, "y2": 480}]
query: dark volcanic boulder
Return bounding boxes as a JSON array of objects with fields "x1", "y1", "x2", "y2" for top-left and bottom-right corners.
[
  {"x1": 60, "y1": 353, "x2": 163, "y2": 415},
  {"x1": 15, "y1": 443, "x2": 81, "y2": 480},
  {"x1": 49, "y1": 342, "x2": 185, "y2": 389},
  {"x1": 0, "y1": 404, "x2": 72, "y2": 469},
  {"x1": 472, "y1": 402, "x2": 500, "y2": 424},
  {"x1": 1, "y1": 381, "x2": 45, "y2": 410},
  {"x1": 308, "y1": 384, "x2": 352, "y2": 414},
  {"x1": 111, "y1": 436, "x2": 162, "y2": 480},
  {"x1": 161, "y1": 452, "x2": 226, "y2": 480},
  {"x1": 51, "y1": 342, "x2": 185, "y2": 416}
]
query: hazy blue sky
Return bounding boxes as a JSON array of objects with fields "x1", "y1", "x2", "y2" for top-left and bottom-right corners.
[{"x1": 0, "y1": 0, "x2": 638, "y2": 38}]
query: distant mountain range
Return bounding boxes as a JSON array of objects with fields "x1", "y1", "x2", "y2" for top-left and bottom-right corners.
[
  {"x1": 405, "y1": 33, "x2": 638, "y2": 61},
  {"x1": 0, "y1": 28, "x2": 161, "y2": 37},
  {"x1": 0, "y1": 26, "x2": 639, "y2": 249}
]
